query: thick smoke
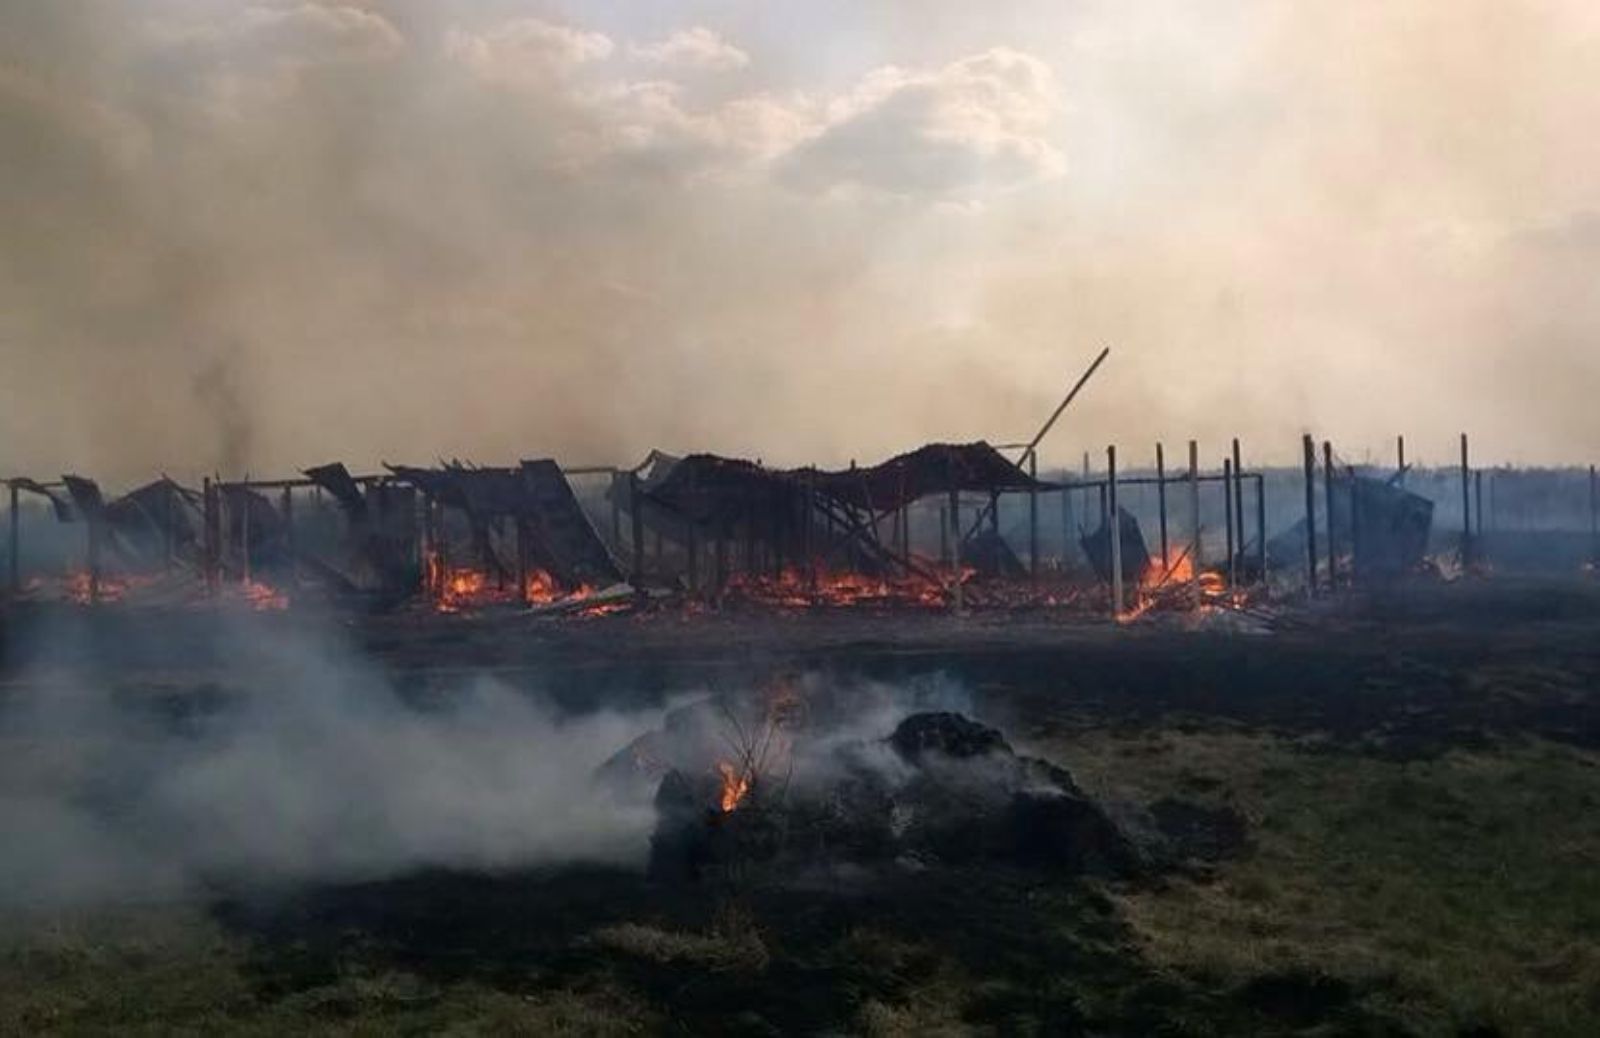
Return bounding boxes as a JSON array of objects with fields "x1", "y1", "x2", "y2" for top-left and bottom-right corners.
[
  {"x1": 1, "y1": 1, "x2": 1597, "y2": 481},
  {"x1": 0, "y1": 617, "x2": 663, "y2": 910}
]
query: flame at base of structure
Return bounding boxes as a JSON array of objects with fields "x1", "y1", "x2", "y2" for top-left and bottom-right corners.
[
  {"x1": 717, "y1": 761, "x2": 752, "y2": 812},
  {"x1": 726, "y1": 565, "x2": 959, "y2": 609},
  {"x1": 426, "y1": 555, "x2": 598, "y2": 614}
]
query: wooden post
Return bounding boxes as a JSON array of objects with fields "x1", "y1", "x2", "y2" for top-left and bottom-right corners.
[
  {"x1": 281, "y1": 487, "x2": 295, "y2": 587},
  {"x1": 1155, "y1": 442, "x2": 1168, "y2": 564},
  {"x1": 1081, "y1": 450, "x2": 1091, "y2": 535},
  {"x1": 1223, "y1": 458, "x2": 1235, "y2": 589},
  {"x1": 1231, "y1": 438, "x2": 1245, "y2": 568},
  {"x1": 1108, "y1": 445, "x2": 1122, "y2": 617},
  {"x1": 8, "y1": 482, "x2": 19, "y2": 595},
  {"x1": 1323, "y1": 441, "x2": 1337, "y2": 587},
  {"x1": 1396, "y1": 435, "x2": 1406, "y2": 486},
  {"x1": 1459, "y1": 433, "x2": 1471, "y2": 567},
  {"x1": 1028, "y1": 454, "x2": 1039, "y2": 583},
  {"x1": 1302, "y1": 435, "x2": 1318, "y2": 594},
  {"x1": 240, "y1": 487, "x2": 251, "y2": 585},
  {"x1": 1188, "y1": 440, "x2": 1201, "y2": 607},
  {"x1": 989, "y1": 489, "x2": 1000, "y2": 537}
]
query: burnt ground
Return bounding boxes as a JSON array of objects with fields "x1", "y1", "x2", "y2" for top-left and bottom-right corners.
[{"x1": 2, "y1": 576, "x2": 1599, "y2": 1033}]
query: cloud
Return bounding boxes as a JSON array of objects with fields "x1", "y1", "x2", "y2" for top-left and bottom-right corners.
[
  {"x1": 630, "y1": 27, "x2": 749, "y2": 72},
  {"x1": 780, "y1": 48, "x2": 1063, "y2": 196},
  {"x1": 444, "y1": 17, "x2": 614, "y2": 85}
]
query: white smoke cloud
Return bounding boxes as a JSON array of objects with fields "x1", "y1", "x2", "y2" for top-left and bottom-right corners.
[{"x1": 0, "y1": 618, "x2": 664, "y2": 909}]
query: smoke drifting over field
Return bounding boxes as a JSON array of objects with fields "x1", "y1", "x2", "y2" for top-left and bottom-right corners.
[
  {"x1": 2, "y1": 1, "x2": 1598, "y2": 479},
  {"x1": 0, "y1": 617, "x2": 662, "y2": 908}
]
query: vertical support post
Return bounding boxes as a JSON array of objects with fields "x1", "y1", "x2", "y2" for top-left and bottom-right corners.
[
  {"x1": 1396, "y1": 435, "x2": 1406, "y2": 486},
  {"x1": 1028, "y1": 454, "x2": 1039, "y2": 583},
  {"x1": 1108, "y1": 445, "x2": 1122, "y2": 618},
  {"x1": 1323, "y1": 441, "x2": 1338, "y2": 587},
  {"x1": 281, "y1": 487, "x2": 295, "y2": 588},
  {"x1": 1155, "y1": 443, "x2": 1168, "y2": 564},
  {"x1": 1302, "y1": 435, "x2": 1318, "y2": 594},
  {"x1": 1188, "y1": 440, "x2": 1201, "y2": 608},
  {"x1": 1231, "y1": 438, "x2": 1245, "y2": 569},
  {"x1": 240, "y1": 487, "x2": 251, "y2": 585},
  {"x1": 1081, "y1": 451, "x2": 1091, "y2": 535},
  {"x1": 1459, "y1": 433, "x2": 1471, "y2": 568},
  {"x1": 8, "y1": 482, "x2": 20, "y2": 595},
  {"x1": 1223, "y1": 458, "x2": 1235, "y2": 589},
  {"x1": 989, "y1": 490, "x2": 1000, "y2": 536}
]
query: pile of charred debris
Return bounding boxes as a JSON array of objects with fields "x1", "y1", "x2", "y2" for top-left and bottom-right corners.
[
  {"x1": 1, "y1": 434, "x2": 1500, "y2": 627},
  {"x1": 596, "y1": 676, "x2": 1245, "y2": 883}
]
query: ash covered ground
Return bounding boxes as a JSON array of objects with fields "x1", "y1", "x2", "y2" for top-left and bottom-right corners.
[{"x1": 2, "y1": 578, "x2": 1599, "y2": 1034}]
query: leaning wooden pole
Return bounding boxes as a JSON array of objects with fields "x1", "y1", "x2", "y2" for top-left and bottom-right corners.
[
  {"x1": 1108, "y1": 445, "x2": 1123, "y2": 618},
  {"x1": 1155, "y1": 442, "x2": 1168, "y2": 563},
  {"x1": 1302, "y1": 435, "x2": 1318, "y2": 594}
]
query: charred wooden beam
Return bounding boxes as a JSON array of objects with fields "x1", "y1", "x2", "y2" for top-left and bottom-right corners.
[
  {"x1": 1459, "y1": 433, "x2": 1472, "y2": 566},
  {"x1": 1155, "y1": 442, "x2": 1168, "y2": 563},
  {"x1": 1323, "y1": 441, "x2": 1337, "y2": 587},
  {"x1": 1189, "y1": 440, "x2": 1201, "y2": 608},
  {"x1": 1223, "y1": 457, "x2": 1235, "y2": 590},
  {"x1": 1303, "y1": 434, "x2": 1318, "y2": 594},
  {"x1": 1108, "y1": 445, "x2": 1122, "y2": 617}
]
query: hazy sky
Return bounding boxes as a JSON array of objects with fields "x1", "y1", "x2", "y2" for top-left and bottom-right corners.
[{"x1": 2, "y1": 1, "x2": 1598, "y2": 483}]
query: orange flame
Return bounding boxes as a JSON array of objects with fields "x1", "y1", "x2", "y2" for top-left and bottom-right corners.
[
  {"x1": 716, "y1": 761, "x2": 751, "y2": 812},
  {"x1": 427, "y1": 554, "x2": 597, "y2": 613},
  {"x1": 725, "y1": 565, "x2": 951, "y2": 609}
]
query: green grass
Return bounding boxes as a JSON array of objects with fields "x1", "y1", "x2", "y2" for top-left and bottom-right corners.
[{"x1": 1057, "y1": 728, "x2": 1600, "y2": 1035}]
